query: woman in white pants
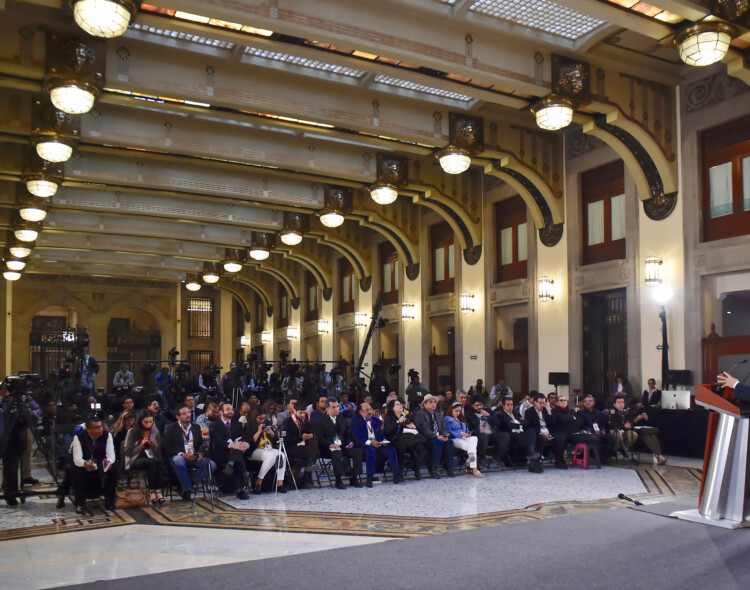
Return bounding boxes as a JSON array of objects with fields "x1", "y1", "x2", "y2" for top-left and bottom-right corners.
[
  {"x1": 248, "y1": 408, "x2": 287, "y2": 493},
  {"x1": 444, "y1": 402, "x2": 484, "y2": 477}
]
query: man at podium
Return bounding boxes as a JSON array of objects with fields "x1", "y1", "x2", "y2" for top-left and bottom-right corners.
[{"x1": 716, "y1": 373, "x2": 750, "y2": 400}]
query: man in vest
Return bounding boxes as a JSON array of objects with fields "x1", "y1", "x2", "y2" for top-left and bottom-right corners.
[{"x1": 71, "y1": 416, "x2": 117, "y2": 514}]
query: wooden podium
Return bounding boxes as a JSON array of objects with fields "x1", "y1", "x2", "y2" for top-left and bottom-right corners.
[{"x1": 672, "y1": 384, "x2": 750, "y2": 528}]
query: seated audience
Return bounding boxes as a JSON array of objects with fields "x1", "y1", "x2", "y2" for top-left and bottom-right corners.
[
  {"x1": 246, "y1": 406, "x2": 287, "y2": 494},
  {"x1": 445, "y1": 402, "x2": 484, "y2": 477},
  {"x1": 642, "y1": 378, "x2": 662, "y2": 407},
  {"x1": 146, "y1": 398, "x2": 170, "y2": 433},
  {"x1": 312, "y1": 398, "x2": 364, "y2": 488},
  {"x1": 626, "y1": 398, "x2": 667, "y2": 464},
  {"x1": 525, "y1": 392, "x2": 567, "y2": 469},
  {"x1": 383, "y1": 399, "x2": 428, "y2": 480},
  {"x1": 281, "y1": 401, "x2": 321, "y2": 486},
  {"x1": 124, "y1": 409, "x2": 165, "y2": 504},
  {"x1": 495, "y1": 397, "x2": 536, "y2": 460},
  {"x1": 351, "y1": 401, "x2": 403, "y2": 486},
  {"x1": 466, "y1": 395, "x2": 510, "y2": 469},
  {"x1": 577, "y1": 394, "x2": 614, "y2": 462},
  {"x1": 414, "y1": 394, "x2": 455, "y2": 478},
  {"x1": 163, "y1": 405, "x2": 212, "y2": 502},
  {"x1": 196, "y1": 401, "x2": 220, "y2": 435},
  {"x1": 111, "y1": 409, "x2": 136, "y2": 464},
  {"x1": 71, "y1": 416, "x2": 117, "y2": 514},
  {"x1": 209, "y1": 401, "x2": 250, "y2": 499}
]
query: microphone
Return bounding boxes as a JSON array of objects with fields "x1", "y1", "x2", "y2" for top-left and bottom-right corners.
[
  {"x1": 618, "y1": 493, "x2": 643, "y2": 506},
  {"x1": 723, "y1": 359, "x2": 747, "y2": 376}
]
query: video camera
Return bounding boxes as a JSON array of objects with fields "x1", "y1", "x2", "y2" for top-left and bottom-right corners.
[
  {"x1": 2, "y1": 372, "x2": 45, "y2": 395},
  {"x1": 175, "y1": 361, "x2": 191, "y2": 377},
  {"x1": 279, "y1": 349, "x2": 291, "y2": 361},
  {"x1": 141, "y1": 362, "x2": 158, "y2": 373},
  {"x1": 70, "y1": 335, "x2": 90, "y2": 358},
  {"x1": 208, "y1": 364, "x2": 223, "y2": 377},
  {"x1": 389, "y1": 363, "x2": 402, "y2": 375}
]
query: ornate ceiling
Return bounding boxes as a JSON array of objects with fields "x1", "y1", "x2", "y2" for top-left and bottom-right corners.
[{"x1": 0, "y1": 0, "x2": 748, "y2": 303}]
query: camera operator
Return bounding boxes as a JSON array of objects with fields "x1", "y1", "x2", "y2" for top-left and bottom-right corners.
[
  {"x1": 112, "y1": 363, "x2": 135, "y2": 397},
  {"x1": 315, "y1": 363, "x2": 332, "y2": 398},
  {"x1": 369, "y1": 363, "x2": 389, "y2": 406},
  {"x1": 77, "y1": 343, "x2": 99, "y2": 398},
  {"x1": 198, "y1": 365, "x2": 221, "y2": 401},
  {"x1": 219, "y1": 362, "x2": 246, "y2": 400},
  {"x1": 1, "y1": 382, "x2": 41, "y2": 505},
  {"x1": 281, "y1": 363, "x2": 304, "y2": 401},
  {"x1": 405, "y1": 369, "x2": 429, "y2": 412}
]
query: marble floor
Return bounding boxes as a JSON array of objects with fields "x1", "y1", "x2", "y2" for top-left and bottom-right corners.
[{"x1": 0, "y1": 457, "x2": 704, "y2": 589}]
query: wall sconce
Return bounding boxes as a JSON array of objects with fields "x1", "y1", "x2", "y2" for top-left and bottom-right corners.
[
  {"x1": 201, "y1": 262, "x2": 220, "y2": 284},
  {"x1": 261, "y1": 331, "x2": 272, "y2": 344},
  {"x1": 401, "y1": 301, "x2": 416, "y2": 321},
  {"x1": 460, "y1": 292, "x2": 476, "y2": 314},
  {"x1": 287, "y1": 326, "x2": 299, "y2": 340},
  {"x1": 31, "y1": 99, "x2": 80, "y2": 163},
  {"x1": 317, "y1": 319, "x2": 330, "y2": 334},
  {"x1": 223, "y1": 248, "x2": 246, "y2": 273},
  {"x1": 280, "y1": 211, "x2": 307, "y2": 246},
  {"x1": 538, "y1": 276, "x2": 554, "y2": 302},
  {"x1": 73, "y1": 0, "x2": 140, "y2": 38},
  {"x1": 240, "y1": 335, "x2": 251, "y2": 347},
  {"x1": 185, "y1": 273, "x2": 201, "y2": 291},
  {"x1": 370, "y1": 153, "x2": 408, "y2": 205},
  {"x1": 675, "y1": 22, "x2": 735, "y2": 67},
  {"x1": 23, "y1": 148, "x2": 64, "y2": 198},
  {"x1": 3, "y1": 271, "x2": 21, "y2": 282},
  {"x1": 354, "y1": 311, "x2": 369, "y2": 327},
  {"x1": 44, "y1": 34, "x2": 105, "y2": 115},
  {"x1": 644, "y1": 256, "x2": 663, "y2": 287},
  {"x1": 319, "y1": 185, "x2": 351, "y2": 228},
  {"x1": 13, "y1": 220, "x2": 42, "y2": 243},
  {"x1": 437, "y1": 113, "x2": 483, "y2": 175},
  {"x1": 249, "y1": 232, "x2": 276, "y2": 261}
]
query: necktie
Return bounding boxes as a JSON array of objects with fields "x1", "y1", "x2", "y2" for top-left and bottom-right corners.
[{"x1": 225, "y1": 421, "x2": 230, "y2": 431}]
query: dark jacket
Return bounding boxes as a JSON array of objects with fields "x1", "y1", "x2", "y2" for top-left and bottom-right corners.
[
  {"x1": 312, "y1": 413, "x2": 352, "y2": 450},
  {"x1": 465, "y1": 409, "x2": 500, "y2": 436},
  {"x1": 641, "y1": 389, "x2": 662, "y2": 407},
  {"x1": 281, "y1": 415, "x2": 314, "y2": 446},
  {"x1": 495, "y1": 409, "x2": 528, "y2": 434},
  {"x1": 413, "y1": 408, "x2": 448, "y2": 439},
  {"x1": 162, "y1": 421, "x2": 204, "y2": 459},
  {"x1": 208, "y1": 417, "x2": 246, "y2": 465},
  {"x1": 578, "y1": 407, "x2": 607, "y2": 433},
  {"x1": 524, "y1": 407, "x2": 557, "y2": 435}
]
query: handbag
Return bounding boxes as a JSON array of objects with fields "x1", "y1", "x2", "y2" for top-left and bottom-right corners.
[{"x1": 115, "y1": 487, "x2": 150, "y2": 508}]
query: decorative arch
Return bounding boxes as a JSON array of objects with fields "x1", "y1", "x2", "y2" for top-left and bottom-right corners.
[
  {"x1": 280, "y1": 251, "x2": 331, "y2": 291},
  {"x1": 308, "y1": 233, "x2": 370, "y2": 280},
  {"x1": 232, "y1": 276, "x2": 273, "y2": 309},
  {"x1": 353, "y1": 211, "x2": 420, "y2": 279},
  {"x1": 244, "y1": 264, "x2": 298, "y2": 301}
]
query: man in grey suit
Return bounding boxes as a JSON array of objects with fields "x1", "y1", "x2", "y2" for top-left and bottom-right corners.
[{"x1": 413, "y1": 394, "x2": 455, "y2": 478}]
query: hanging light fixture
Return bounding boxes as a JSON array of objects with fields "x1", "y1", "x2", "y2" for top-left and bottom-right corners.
[
  {"x1": 249, "y1": 232, "x2": 275, "y2": 261},
  {"x1": 675, "y1": 22, "x2": 735, "y2": 67},
  {"x1": 31, "y1": 99, "x2": 80, "y2": 163},
  {"x1": 7, "y1": 234, "x2": 33, "y2": 258},
  {"x1": 223, "y1": 248, "x2": 246, "y2": 273},
  {"x1": 185, "y1": 273, "x2": 201, "y2": 291},
  {"x1": 538, "y1": 276, "x2": 555, "y2": 302},
  {"x1": 73, "y1": 0, "x2": 140, "y2": 38},
  {"x1": 18, "y1": 192, "x2": 50, "y2": 223},
  {"x1": 370, "y1": 153, "x2": 408, "y2": 205},
  {"x1": 437, "y1": 113, "x2": 483, "y2": 175},
  {"x1": 201, "y1": 262, "x2": 220, "y2": 284},
  {"x1": 532, "y1": 96, "x2": 575, "y2": 131},
  {"x1": 13, "y1": 220, "x2": 42, "y2": 243},
  {"x1": 3, "y1": 271, "x2": 21, "y2": 281},
  {"x1": 4, "y1": 252, "x2": 27, "y2": 271},
  {"x1": 281, "y1": 211, "x2": 307, "y2": 246},
  {"x1": 319, "y1": 185, "x2": 351, "y2": 228},
  {"x1": 44, "y1": 34, "x2": 105, "y2": 115},
  {"x1": 644, "y1": 256, "x2": 663, "y2": 287},
  {"x1": 23, "y1": 148, "x2": 64, "y2": 198}
]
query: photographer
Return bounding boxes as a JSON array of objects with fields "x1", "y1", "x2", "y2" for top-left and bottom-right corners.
[
  {"x1": 405, "y1": 369, "x2": 429, "y2": 412},
  {"x1": 112, "y1": 363, "x2": 135, "y2": 396},
  {"x1": 77, "y1": 344, "x2": 99, "y2": 397},
  {"x1": 368, "y1": 363, "x2": 389, "y2": 407},
  {"x1": 198, "y1": 365, "x2": 221, "y2": 401}
]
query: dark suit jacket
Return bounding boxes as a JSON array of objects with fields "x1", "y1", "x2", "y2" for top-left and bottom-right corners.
[
  {"x1": 465, "y1": 409, "x2": 500, "y2": 436},
  {"x1": 162, "y1": 422, "x2": 204, "y2": 459},
  {"x1": 208, "y1": 418, "x2": 246, "y2": 465},
  {"x1": 734, "y1": 382, "x2": 750, "y2": 402},
  {"x1": 312, "y1": 414, "x2": 352, "y2": 450},
  {"x1": 524, "y1": 407, "x2": 556, "y2": 435},
  {"x1": 495, "y1": 409, "x2": 528, "y2": 433},
  {"x1": 413, "y1": 408, "x2": 448, "y2": 440},
  {"x1": 578, "y1": 408, "x2": 608, "y2": 432},
  {"x1": 350, "y1": 414, "x2": 386, "y2": 447},
  {"x1": 641, "y1": 389, "x2": 662, "y2": 407},
  {"x1": 282, "y1": 415, "x2": 313, "y2": 446}
]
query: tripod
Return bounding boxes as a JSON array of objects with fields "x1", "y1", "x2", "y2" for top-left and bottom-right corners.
[
  {"x1": 275, "y1": 434, "x2": 297, "y2": 493},
  {"x1": 1, "y1": 393, "x2": 58, "y2": 503}
]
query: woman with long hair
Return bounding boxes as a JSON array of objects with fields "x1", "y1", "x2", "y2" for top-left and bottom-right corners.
[
  {"x1": 124, "y1": 409, "x2": 165, "y2": 504},
  {"x1": 112, "y1": 409, "x2": 136, "y2": 463},
  {"x1": 444, "y1": 402, "x2": 484, "y2": 477},
  {"x1": 383, "y1": 399, "x2": 429, "y2": 480},
  {"x1": 246, "y1": 406, "x2": 287, "y2": 494}
]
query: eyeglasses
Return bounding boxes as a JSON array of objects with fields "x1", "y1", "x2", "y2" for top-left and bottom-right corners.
[{"x1": 559, "y1": 399, "x2": 568, "y2": 403}]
